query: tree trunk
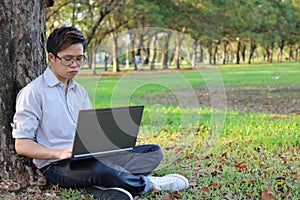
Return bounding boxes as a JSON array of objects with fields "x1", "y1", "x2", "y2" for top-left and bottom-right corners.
[
  {"x1": 149, "y1": 34, "x2": 157, "y2": 70},
  {"x1": 207, "y1": 41, "x2": 213, "y2": 64},
  {"x1": 130, "y1": 33, "x2": 137, "y2": 70},
  {"x1": 241, "y1": 43, "x2": 246, "y2": 62},
  {"x1": 236, "y1": 40, "x2": 241, "y2": 64},
  {"x1": 277, "y1": 40, "x2": 284, "y2": 62},
  {"x1": 213, "y1": 40, "x2": 219, "y2": 65},
  {"x1": 192, "y1": 40, "x2": 197, "y2": 68},
  {"x1": 222, "y1": 41, "x2": 229, "y2": 65},
  {"x1": 161, "y1": 31, "x2": 171, "y2": 69},
  {"x1": 295, "y1": 46, "x2": 299, "y2": 61},
  {"x1": 0, "y1": 0, "x2": 48, "y2": 191},
  {"x1": 87, "y1": 48, "x2": 97, "y2": 74},
  {"x1": 111, "y1": 32, "x2": 119, "y2": 72},
  {"x1": 269, "y1": 42, "x2": 274, "y2": 63},
  {"x1": 173, "y1": 32, "x2": 181, "y2": 69},
  {"x1": 289, "y1": 44, "x2": 294, "y2": 61},
  {"x1": 248, "y1": 42, "x2": 257, "y2": 64}
]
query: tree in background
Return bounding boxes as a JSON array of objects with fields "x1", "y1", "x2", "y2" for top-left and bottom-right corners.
[{"x1": 44, "y1": 0, "x2": 300, "y2": 71}]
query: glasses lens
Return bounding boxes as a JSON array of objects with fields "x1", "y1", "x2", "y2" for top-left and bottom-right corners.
[{"x1": 61, "y1": 56, "x2": 86, "y2": 66}]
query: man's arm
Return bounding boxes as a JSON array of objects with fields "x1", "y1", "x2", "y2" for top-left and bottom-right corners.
[{"x1": 15, "y1": 138, "x2": 72, "y2": 160}]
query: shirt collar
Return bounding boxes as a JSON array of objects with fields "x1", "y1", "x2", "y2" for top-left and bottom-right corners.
[{"x1": 43, "y1": 67, "x2": 77, "y2": 90}]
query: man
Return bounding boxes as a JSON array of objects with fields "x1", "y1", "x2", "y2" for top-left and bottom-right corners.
[{"x1": 11, "y1": 26, "x2": 189, "y2": 199}]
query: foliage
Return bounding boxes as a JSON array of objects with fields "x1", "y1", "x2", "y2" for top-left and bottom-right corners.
[{"x1": 46, "y1": 0, "x2": 300, "y2": 68}]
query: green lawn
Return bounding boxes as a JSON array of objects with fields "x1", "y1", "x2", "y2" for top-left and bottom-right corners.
[
  {"x1": 74, "y1": 62, "x2": 300, "y2": 199},
  {"x1": 19, "y1": 63, "x2": 299, "y2": 199}
]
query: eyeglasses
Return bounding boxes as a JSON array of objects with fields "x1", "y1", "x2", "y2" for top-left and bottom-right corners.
[{"x1": 53, "y1": 53, "x2": 87, "y2": 66}]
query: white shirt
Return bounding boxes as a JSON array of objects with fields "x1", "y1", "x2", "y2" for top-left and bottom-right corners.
[{"x1": 12, "y1": 67, "x2": 92, "y2": 168}]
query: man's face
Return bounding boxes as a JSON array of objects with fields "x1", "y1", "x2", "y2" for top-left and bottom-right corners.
[{"x1": 48, "y1": 43, "x2": 84, "y2": 84}]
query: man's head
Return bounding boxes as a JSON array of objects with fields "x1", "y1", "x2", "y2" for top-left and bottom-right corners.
[
  {"x1": 47, "y1": 26, "x2": 87, "y2": 84},
  {"x1": 47, "y1": 26, "x2": 86, "y2": 55}
]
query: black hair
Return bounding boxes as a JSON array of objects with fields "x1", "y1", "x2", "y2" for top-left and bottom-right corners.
[{"x1": 46, "y1": 26, "x2": 87, "y2": 54}]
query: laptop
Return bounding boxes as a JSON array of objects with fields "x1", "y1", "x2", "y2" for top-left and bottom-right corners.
[{"x1": 71, "y1": 105, "x2": 144, "y2": 161}]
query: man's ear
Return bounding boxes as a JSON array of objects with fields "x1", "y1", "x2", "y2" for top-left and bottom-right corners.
[{"x1": 48, "y1": 52, "x2": 55, "y2": 62}]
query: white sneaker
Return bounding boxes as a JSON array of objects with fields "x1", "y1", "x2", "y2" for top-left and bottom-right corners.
[
  {"x1": 85, "y1": 185, "x2": 133, "y2": 200},
  {"x1": 148, "y1": 174, "x2": 189, "y2": 191}
]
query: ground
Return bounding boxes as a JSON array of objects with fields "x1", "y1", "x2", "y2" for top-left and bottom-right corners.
[{"x1": 1, "y1": 69, "x2": 299, "y2": 199}]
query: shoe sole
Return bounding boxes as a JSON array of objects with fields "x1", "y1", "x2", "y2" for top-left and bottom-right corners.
[{"x1": 86, "y1": 186, "x2": 133, "y2": 200}]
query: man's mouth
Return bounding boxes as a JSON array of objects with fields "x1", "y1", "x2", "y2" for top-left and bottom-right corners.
[{"x1": 70, "y1": 70, "x2": 79, "y2": 75}]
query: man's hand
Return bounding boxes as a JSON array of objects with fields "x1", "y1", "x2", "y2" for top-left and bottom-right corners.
[
  {"x1": 58, "y1": 145, "x2": 73, "y2": 160},
  {"x1": 15, "y1": 138, "x2": 73, "y2": 160}
]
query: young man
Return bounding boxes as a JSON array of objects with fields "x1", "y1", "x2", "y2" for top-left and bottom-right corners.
[{"x1": 11, "y1": 26, "x2": 189, "y2": 199}]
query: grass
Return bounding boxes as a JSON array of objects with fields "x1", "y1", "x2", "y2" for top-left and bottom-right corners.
[
  {"x1": 19, "y1": 62, "x2": 300, "y2": 199},
  {"x1": 135, "y1": 108, "x2": 299, "y2": 199}
]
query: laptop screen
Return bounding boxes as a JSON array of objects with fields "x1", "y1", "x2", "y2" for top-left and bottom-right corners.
[{"x1": 72, "y1": 105, "x2": 144, "y2": 158}]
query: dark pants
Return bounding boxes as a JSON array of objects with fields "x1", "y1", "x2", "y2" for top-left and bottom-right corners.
[{"x1": 40, "y1": 144, "x2": 163, "y2": 195}]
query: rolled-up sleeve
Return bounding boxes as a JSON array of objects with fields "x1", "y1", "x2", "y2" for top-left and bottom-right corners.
[{"x1": 12, "y1": 86, "x2": 42, "y2": 140}]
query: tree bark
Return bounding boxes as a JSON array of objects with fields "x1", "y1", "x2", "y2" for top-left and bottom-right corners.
[
  {"x1": 222, "y1": 41, "x2": 229, "y2": 65},
  {"x1": 173, "y1": 32, "x2": 182, "y2": 69},
  {"x1": 236, "y1": 40, "x2": 241, "y2": 64},
  {"x1": 161, "y1": 31, "x2": 171, "y2": 69},
  {"x1": 248, "y1": 42, "x2": 257, "y2": 64},
  {"x1": 295, "y1": 46, "x2": 299, "y2": 61},
  {"x1": 192, "y1": 40, "x2": 197, "y2": 68},
  {"x1": 130, "y1": 33, "x2": 137, "y2": 70},
  {"x1": 207, "y1": 41, "x2": 213, "y2": 64},
  {"x1": 213, "y1": 40, "x2": 220, "y2": 65},
  {"x1": 149, "y1": 34, "x2": 157, "y2": 70},
  {"x1": 288, "y1": 44, "x2": 294, "y2": 61},
  {"x1": 241, "y1": 44, "x2": 246, "y2": 62},
  {"x1": 277, "y1": 40, "x2": 284, "y2": 62},
  {"x1": 111, "y1": 32, "x2": 119, "y2": 72},
  {"x1": 268, "y1": 42, "x2": 274, "y2": 63},
  {"x1": 0, "y1": 0, "x2": 48, "y2": 191}
]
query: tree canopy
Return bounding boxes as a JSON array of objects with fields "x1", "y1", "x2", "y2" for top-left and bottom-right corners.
[{"x1": 46, "y1": 0, "x2": 300, "y2": 70}]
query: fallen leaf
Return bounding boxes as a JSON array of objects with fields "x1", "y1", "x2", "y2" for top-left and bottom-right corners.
[
  {"x1": 195, "y1": 160, "x2": 201, "y2": 166},
  {"x1": 163, "y1": 192, "x2": 172, "y2": 200},
  {"x1": 162, "y1": 128, "x2": 168, "y2": 132},
  {"x1": 221, "y1": 152, "x2": 227, "y2": 157},
  {"x1": 256, "y1": 161, "x2": 265, "y2": 166},
  {"x1": 271, "y1": 114, "x2": 289, "y2": 118},
  {"x1": 292, "y1": 174, "x2": 300, "y2": 179},
  {"x1": 170, "y1": 192, "x2": 183, "y2": 199},
  {"x1": 261, "y1": 187, "x2": 275, "y2": 200},
  {"x1": 248, "y1": 178, "x2": 256, "y2": 184},
  {"x1": 192, "y1": 167, "x2": 201, "y2": 171},
  {"x1": 220, "y1": 158, "x2": 227, "y2": 164},
  {"x1": 214, "y1": 163, "x2": 223, "y2": 169},
  {"x1": 53, "y1": 184, "x2": 61, "y2": 192},
  {"x1": 172, "y1": 158, "x2": 182, "y2": 164},
  {"x1": 185, "y1": 151, "x2": 195, "y2": 159},
  {"x1": 153, "y1": 189, "x2": 161, "y2": 194},
  {"x1": 200, "y1": 186, "x2": 210, "y2": 193},
  {"x1": 208, "y1": 182, "x2": 218, "y2": 189},
  {"x1": 240, "y1": 178, "x2": 256, "y2": 186},
  {"x1": 234, "y1": 161, "x2": 247, "y2": 170},
  {"x1": 205, "y1": 153, "x2": 213, "y2": 159},
  {"x1": 280, "y1": 155, "x2": 287, "y2": 163}
]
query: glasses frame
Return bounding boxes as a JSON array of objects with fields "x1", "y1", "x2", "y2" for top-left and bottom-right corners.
[{"x1": 52, "y1": 53, "x2": 87, "y2": 67}]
